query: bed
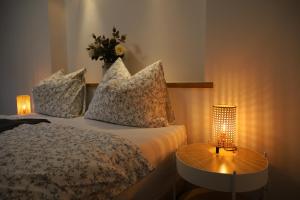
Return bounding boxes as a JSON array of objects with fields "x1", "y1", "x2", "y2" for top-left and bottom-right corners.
[
  {"x1": 0, "y1": 114, "x2": 187, "y2": 199},
  {"x1": 0, "y1": 58, "x2": 187, "y2": 199}
]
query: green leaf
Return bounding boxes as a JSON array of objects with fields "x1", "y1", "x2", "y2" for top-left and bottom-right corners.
[
  {"x1": 120, "y1": 35, "x2": 126, "y2": 42},
  {"x1": 110, "y1": 38, "x2": 116, "y2": 45}
]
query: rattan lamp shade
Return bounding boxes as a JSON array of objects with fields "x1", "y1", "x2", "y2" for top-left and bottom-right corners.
[
  {"x1": 16, "y1": 95, "x2": 31, "y2": 115},
  {"x1": 212, "y1": 105, "x2": 237, "y2": 149}
]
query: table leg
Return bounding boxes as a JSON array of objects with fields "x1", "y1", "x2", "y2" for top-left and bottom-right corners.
[
  {"x1": 172, "y1": 183, "x2": 176, "y2": 200},
  {"x1": 232, "y1": 171, "x2": 237, "y2": 200},
  {"x1": 260, "y1": 183, "x2": 268, "y2": 200},
  {"x1": 232, "y1": 192, "x2": 236, "y2": 200},
  {"x1": 261, "y1": 152, "x2": 268, "y2": 200}
]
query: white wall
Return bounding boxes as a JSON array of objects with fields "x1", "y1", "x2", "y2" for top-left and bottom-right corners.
[
  {"x1": 0, "y1": 0, "x2": 52, "y2": 114},
  {"x1": 64, "y1": 0, "x2": 206, "y2": 83}
]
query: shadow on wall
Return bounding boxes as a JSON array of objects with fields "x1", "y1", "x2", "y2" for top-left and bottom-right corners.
[
  {"x1": 120, "y1": 42, "x2": 178, "y2": 76},
  {"x1": 123, "y1": 45, "x2": 146, "y2": 75}
]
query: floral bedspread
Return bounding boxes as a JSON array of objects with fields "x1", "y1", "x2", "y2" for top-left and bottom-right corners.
[{"x1": 0, "y1": 122, "x2": 153, "y2": 200}]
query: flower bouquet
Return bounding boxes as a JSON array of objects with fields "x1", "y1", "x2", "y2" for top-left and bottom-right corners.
[{"x1": 87, "y1": 27, "x2": 126, "y2": 71}]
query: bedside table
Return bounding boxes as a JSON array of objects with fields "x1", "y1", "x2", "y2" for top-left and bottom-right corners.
[{"x1": 176, "y1": 143, "x2": 268, "y2": 200}]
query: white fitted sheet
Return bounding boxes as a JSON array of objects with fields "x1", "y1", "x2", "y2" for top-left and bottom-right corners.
[{"x1": 16, "y1": 114, "x2": 187, "y2": 168}]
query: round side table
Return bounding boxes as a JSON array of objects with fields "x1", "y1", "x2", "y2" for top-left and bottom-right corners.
[{"x1": 176, "y1": 143, "x2": 268, "y2": 200}]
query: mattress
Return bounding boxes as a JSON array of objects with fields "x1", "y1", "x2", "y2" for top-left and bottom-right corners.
[{"x1": 7, "y1": 114, "x2": 187, "y2": 199}]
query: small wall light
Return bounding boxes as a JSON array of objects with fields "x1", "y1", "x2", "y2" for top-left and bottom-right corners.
[
  {"x1": 16, "y1": 95, "x2": 31, "y2": 115},
  {"x1": 212, "y1": 105, "x2": 237, "y2": 153}
]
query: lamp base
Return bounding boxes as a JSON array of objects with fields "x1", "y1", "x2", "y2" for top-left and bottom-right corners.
[
  {"x1": 215, "y1": 146, "x2": 237, "y2": 154},
  {"x1": 224, "y1": 146, "x2": 238, "y2": 152}
]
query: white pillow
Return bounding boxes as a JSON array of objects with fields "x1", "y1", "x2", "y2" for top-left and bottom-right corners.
[
  {"x1": 85, "y1": 59, "x2": 170, "y2": 128},
  {"x1": 32, "y1": 68, "x2": 86, "y2": 118}
]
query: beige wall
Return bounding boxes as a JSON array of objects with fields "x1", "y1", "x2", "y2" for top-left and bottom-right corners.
[
  {"x1": 1, "y1": 0, "x2": 300, "y2": 198},
  {"x1": 48, "y1": 0, "x2": 68, "y2": 72},
  {"x1": 64, "y1": 0, "x2": 206, "y2": 83},
  {"x1": 202, "y1": 0, "x2": 300, "y2": 198},
  {"x1": 169, "y1": 88, "x2": 213, "y2": 144},
  {"x1": 0, "y1": 0, "x2": 52, "y2": 114}
]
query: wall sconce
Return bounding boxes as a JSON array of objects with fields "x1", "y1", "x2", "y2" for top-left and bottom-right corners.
[
  {"x1": 212, "y1": 105, "x2": 237, "y2": 153},
  {"x1": 16, "y1": 95, "x2": 31, "y2": 115}
]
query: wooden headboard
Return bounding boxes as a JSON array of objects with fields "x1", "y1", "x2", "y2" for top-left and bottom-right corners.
[
  {"x1": 86, "y1": 82, "x2": 213, "y2": 88},
  {"x1": 86, "y1": 82, "x2": 213, "y2": 106}
]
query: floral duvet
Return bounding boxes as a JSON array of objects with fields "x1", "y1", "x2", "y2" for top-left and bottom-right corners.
[{"x1": 0, "y1": 122, "x2": 153, "y2": 200}]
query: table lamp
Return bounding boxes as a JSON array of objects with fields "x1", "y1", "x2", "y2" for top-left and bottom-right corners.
[
  {"x1": 212, "y1": 105, "x2": 237, "y2": 153},
  {"x1": 16, "y1": 95, "x2": 31, "y2": 115}
]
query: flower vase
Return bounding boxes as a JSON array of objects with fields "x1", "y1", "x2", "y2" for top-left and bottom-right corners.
[{"x1": 102, "y1": 62, "x2": 113, "y2": 76}]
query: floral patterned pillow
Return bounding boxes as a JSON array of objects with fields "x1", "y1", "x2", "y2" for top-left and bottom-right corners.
[
  {"x1": 40, "y1": 69, "x2": 65, "y2": 83},
  {"x1": 85, "y1": 60, "x2": 170, "y2": 128},
  {"x1": 32, "y1": 68, "x2": 86, "y2": 118}
]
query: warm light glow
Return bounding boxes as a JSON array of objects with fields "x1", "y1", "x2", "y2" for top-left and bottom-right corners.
[
  {"x1": 222, "y1": 124, "x2": 226, "y2": 132},
  {"x1": 219, "y1": 163, "x2": 228, "y2": 174},
  {"x1": 16, "y1": 95, "x2": 31, "y2": 115},
  {"x1": 212, "y1": 105, "x2": 237, "y2": 149}
]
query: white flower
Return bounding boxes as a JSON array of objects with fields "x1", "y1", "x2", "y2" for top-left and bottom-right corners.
[{"x1": 115, "y1": 44, "x2": 125, "y2": 56}]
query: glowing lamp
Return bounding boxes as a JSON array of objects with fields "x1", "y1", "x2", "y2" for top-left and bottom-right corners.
[
  {"x1": 16, "y1": 95, "x2": 31, "y2": 115},
  {"x1": 212, "y1": 105, "x2": 237, "y2": 153}
]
